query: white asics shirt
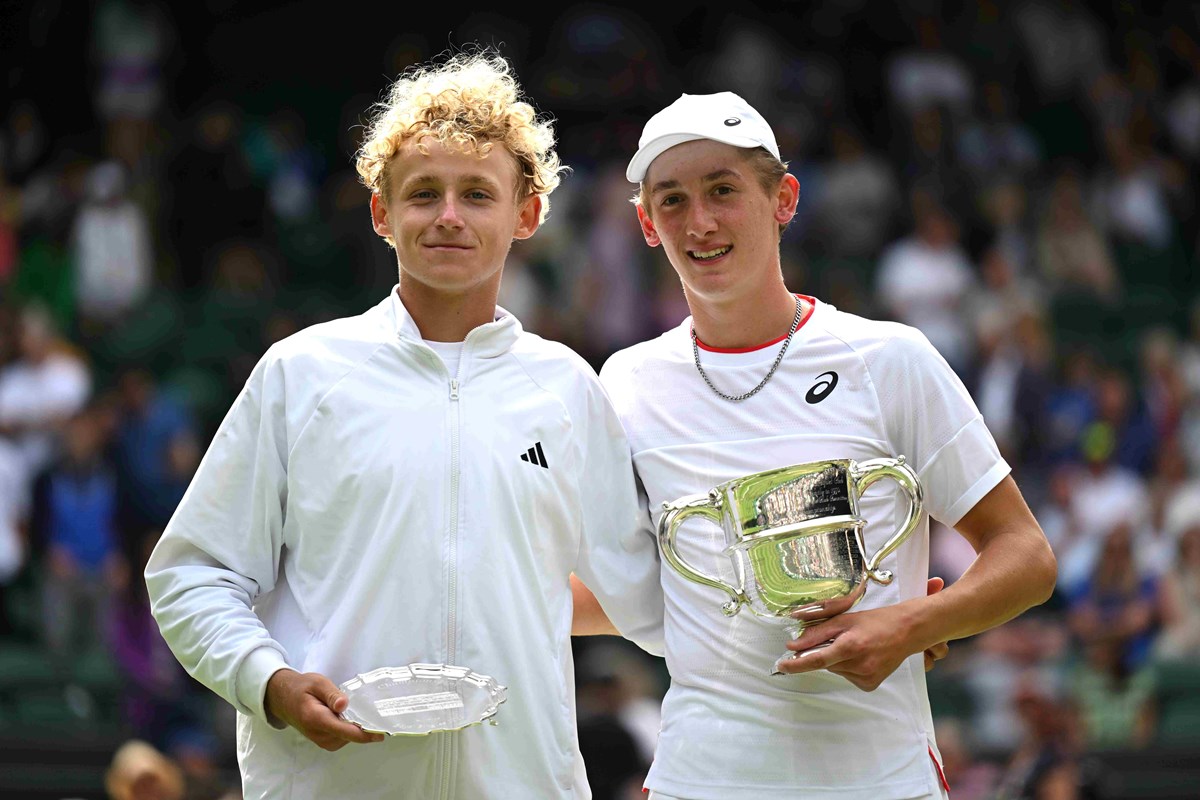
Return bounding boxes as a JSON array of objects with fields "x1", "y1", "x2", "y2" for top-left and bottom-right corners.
[{"x1": 600, "y1": 297, "x2": 1008, "y2": 800}]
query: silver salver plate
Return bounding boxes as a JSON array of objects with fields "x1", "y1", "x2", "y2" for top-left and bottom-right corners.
[{"x1": 338, "y1": 664, "x2": 507, "y2": 736}]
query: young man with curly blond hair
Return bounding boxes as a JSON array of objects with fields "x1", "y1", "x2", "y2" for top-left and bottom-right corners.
[{"x1": 146, "y1": 51, "x2": 664, "y2": 799}]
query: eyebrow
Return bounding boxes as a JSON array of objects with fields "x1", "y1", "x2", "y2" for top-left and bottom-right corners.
[
  {"x1": 403, "y1": 174, "x2": 505, "y2": 192},
  {"x1": 649, "y1": 168, "x2": 740, "y2": 195}
]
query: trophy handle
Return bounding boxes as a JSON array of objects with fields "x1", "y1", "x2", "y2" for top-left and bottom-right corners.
[
  {"x1": 658, "y1": 493, "x2": 749, "y2": 616},
  {"x1": 851, "y1": 456, "x2": 924, "y2": 585}
]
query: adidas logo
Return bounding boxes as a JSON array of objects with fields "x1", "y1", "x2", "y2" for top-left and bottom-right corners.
[{"x1": 520, "y1": 442, "x2": 549, "y2": 469}]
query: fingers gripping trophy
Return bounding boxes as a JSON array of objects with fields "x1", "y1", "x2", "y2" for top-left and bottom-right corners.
[{"x1": 658, "y1": 456, "x2": 923, "y2": 670}]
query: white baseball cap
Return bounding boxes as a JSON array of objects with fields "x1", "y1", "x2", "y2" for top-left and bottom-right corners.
[{"x1": 626, "y1": 91, "x2": 781, "y2": 183}]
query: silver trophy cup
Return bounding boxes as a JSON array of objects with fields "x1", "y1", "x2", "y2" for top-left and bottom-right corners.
[{"x1": 658, "y1": 457, "x2": 923, "y2": 659}]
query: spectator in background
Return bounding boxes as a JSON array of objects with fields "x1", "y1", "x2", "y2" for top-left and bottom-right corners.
[
  {"x1": 1178, "y1": 299, "x2": 1200, "y2": 475},
  {"x1": 112, "y1": 367, "x2": 198, "y2": 532},
  {"x1": 894, "y1": 106, "x2": 970, "y2": 212},
  {"x1": 1066, "y1": 634, "x2": 1157, "y2": 751},
  {"x1": 1066, "y1": 521, "x2": 1159, "y2": 674},
  {"x1": 1137, "y1": 326, "x2": 1188, "y2": 446},
  {"x1": 110, "y1": 527, "x2": 221, "y2": 791},
  {"x1": 0, "y1": 304, "x2": 92, "y2": 482},
  {"x1": 2, "y1": 100, "x2": 50, "y2": 185},
  {"x1": 807, "y1": 121, "x2": 902, "y2": 263},
  {"x1": 0, "y1": 169, "x2": 17, "y2": 286},
  {"x1": 1059, "y1": 422, "x2": 1150, "y2": 587},
  {"x1": 975, "y1": 178, "x2": 1036, "y2": 277},
  {"x1": 875, "y1": 186, "x2": 977, "y2": 373},
  {"x1": 993, "y1": 672, "x2": 1094, "y2": 800},
  {"x1": 886, "y1": 14, "x2": 975, "y2": 125},
  {"x1": 1093, "y1": 365, "x2": 1158, "y2": 477},
  {"x1": 89, "y1": 0, "x2": 174, "y2": 124},
  {"x1": 1012, "y1": 0, "x2": 1109, "y2": 162},
  {"x1": 1035, "y1": 164, "x2": 1120, "y2": 303},
  {"x1": 1038, "y1": 462, "x2": 1093, "y2": 600},
  {"x1": 575, "y1": 647, "x2": 651, "y2": 800},
  {"x1": 103, "y1": 736, "x2": 237, "y2": 800},
  {"x1": 1092, "y1": 126, "x2": 1176, "y2": 254},
  {"x1": 933, "y1": 718, "x2": 1001, "y2": 800},
  {"x1": 104, "y1": 738, "x2": 185, "y2": 800},
  {"x1": 71, "y1": 160, "x2": 154, "y2": 332},
  {"x1": 963, "y1": 303, "x2": 1053, "y2": 484},
  {"x1": 1153, "y1": 487, "x2": 1200, "y2": 662},
  {"x1": 166, "y1": 99, "x2": 265, "y2": 289},
  {"x1": 1044, "y1": 346, "x2": 1100, "y2": 465},
  {"x1": 33, "y1": 406, "x2": 124, "y2": 663},
  {"x1": 0, "y1": 435, "x2": 29, "y2": 636},
  {"x1": 574, "y1": 163, "x2": 659, "y2": 364},
  {"x1": 956, "y1": 80, "x2": 1042, "y2": 193},
  {"x1": 962, "y1": 615, "x2": 1069, "y2": 753}
]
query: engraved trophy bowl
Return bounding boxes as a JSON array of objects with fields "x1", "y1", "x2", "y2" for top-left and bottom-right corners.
[{"x1": 658, "y1": 457, "x2": 923, "y2": 661}]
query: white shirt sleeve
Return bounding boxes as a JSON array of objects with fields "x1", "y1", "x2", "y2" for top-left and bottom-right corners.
[
  {"x1": 570, "y1": 378, "x2": 665, "y2": 657},
  {"x1": 867, "y1": 326, "x2": 1010, "y2": 527},
  {"x1": 145, "y1": 350, "x2": 293, "y2": 726}
]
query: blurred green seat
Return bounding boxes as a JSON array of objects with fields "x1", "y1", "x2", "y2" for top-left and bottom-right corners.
[
  {"x1": 1153, "y1": 660, "x2": 1200, "y2": 747},
  {"x1": 88, "y1": 289, "x2": 187, "y2": 377},
  {"x1": 71, "y1": 648, "x2": 121, "y2": 693},
  {"x1": 0, "y1": 642, "x2": 63, "y2": 689},
  {"x1": 13, "y1": 688, "x2": 84, "y2": 727}
]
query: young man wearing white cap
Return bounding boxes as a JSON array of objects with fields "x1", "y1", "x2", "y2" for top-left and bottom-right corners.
[{"x1": 591, "y1": 92, "x2": 1057, "y2": 799}]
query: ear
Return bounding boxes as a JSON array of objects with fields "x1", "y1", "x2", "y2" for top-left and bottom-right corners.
[
  {"x1": 775, "y1": 173, "x2": 800, "y2": 226},
  {"x1": 637, "y1": 205, "x2": 661, "y2": 247},
  {"x1": 370, "y1": 193, "x2": 391, "y2": 240},
  {"x1": 513, "y1": 194, "x2": 542, "y2": 241}
]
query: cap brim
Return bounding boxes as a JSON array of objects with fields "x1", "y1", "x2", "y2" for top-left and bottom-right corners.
[{"x1": 625, "y1": 131, "x2": 769, "y2": 183}]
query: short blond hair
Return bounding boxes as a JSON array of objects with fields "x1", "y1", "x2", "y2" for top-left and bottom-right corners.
[{"x1": 355, "y1": 52, "x2": 562, "y2": 224}]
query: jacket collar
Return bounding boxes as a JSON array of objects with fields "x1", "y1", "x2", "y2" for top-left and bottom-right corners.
[{"x1": 381, "y1": 286, "x2": 523, "y2": 358}]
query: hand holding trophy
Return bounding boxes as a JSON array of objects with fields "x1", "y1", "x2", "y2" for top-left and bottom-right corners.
[{"x1": 658, "y1": 457, "x2": 923, "y2": 672}]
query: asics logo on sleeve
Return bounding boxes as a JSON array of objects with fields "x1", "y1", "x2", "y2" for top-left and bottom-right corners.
[{"x1": 805, "y1": 372, "x2": 839, "y2": 404}]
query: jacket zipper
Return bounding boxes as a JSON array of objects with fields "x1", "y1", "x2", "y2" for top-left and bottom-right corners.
[{"x1": 442, "y1": 373, "x2": 461, "y2": 800}]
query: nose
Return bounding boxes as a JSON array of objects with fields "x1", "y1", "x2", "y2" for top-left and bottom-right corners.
[
  {"x1": 435, "y1": 196, "x2": 464, "y2": 229},
  {"x1": 686, "y1": 198, "x2": 717, "y2": 239}
]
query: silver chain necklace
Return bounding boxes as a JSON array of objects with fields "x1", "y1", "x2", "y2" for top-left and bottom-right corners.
[{"x1": 691, "y1": 295, "x2": 803, "y2": 402}]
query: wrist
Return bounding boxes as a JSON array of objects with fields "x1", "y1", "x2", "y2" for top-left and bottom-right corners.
[
  {"x1": 236, "y1": 648, "x2": 292, "y2": 727},
  {"x1": 902, "y1": 594, "x2": 945, "y2": 654}
]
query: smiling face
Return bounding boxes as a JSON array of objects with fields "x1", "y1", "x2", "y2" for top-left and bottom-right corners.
[
  {"x1": 637, "y1": 139, "x2": 797, "y2": 307},
  {"x1": 370, "y1": 137, "x2": 541, "y2": 301}
]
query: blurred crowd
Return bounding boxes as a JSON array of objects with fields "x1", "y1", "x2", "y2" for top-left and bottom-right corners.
[{"x1": 2, "y1": 0, "x2": 1199, "y2": 798}]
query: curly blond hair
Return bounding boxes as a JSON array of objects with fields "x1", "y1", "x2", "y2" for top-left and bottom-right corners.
[{"x1": 355, "y1": 52, "x2": 562, "y2": 228}]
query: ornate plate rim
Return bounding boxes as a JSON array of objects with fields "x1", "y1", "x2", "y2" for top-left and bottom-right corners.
[{"x1": 338, "y1": 663, "x2": 508, "y2": 737}]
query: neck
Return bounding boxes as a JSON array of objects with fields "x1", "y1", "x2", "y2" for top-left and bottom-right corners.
[
  {"x1": 688, "y1": 286, "x2": 804, "y2": 350},
  {"x1": 398, "y1": 282, "x2": 499, "y2": 342}
]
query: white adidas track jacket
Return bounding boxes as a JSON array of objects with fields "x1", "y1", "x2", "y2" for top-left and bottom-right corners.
[{"x1": 145, "y1": 290, "x2": 664, "y2": 799}]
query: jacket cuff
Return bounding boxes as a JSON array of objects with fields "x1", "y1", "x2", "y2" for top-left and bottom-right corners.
[{"x1": 235, "y1": 646, "x2": 292, "y2": 729}]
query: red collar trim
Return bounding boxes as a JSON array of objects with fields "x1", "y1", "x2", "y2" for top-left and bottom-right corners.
[{"x1": 694, "y1": 295, "x2": 816, "y2": 353}]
